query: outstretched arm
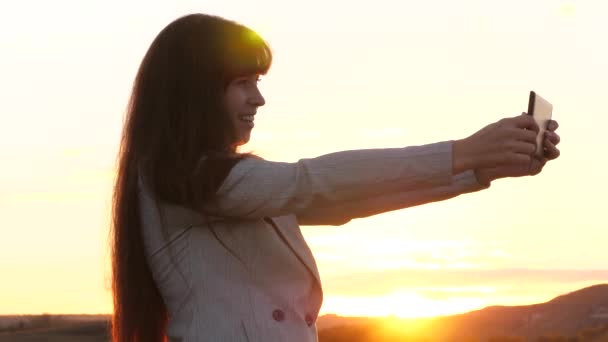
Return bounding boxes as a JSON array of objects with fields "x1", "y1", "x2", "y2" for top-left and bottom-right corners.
[
  {"x1": 202, "y1": 113, "x2": 546, "y2": 220},
  {"x1": 205, "y1": 141, "x2": 457, "y2": 219}
]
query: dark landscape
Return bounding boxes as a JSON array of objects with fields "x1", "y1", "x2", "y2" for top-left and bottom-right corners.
[{"x1": 2, "y1": 284, "x2": 608, "y2": 342}]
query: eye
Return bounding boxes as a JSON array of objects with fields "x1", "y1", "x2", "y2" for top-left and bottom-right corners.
[{"x1": 232, "y1": 75, "x2": 261, "y2": 87}]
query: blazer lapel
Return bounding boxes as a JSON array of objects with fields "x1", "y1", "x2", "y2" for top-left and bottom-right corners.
[{"x1": 263, "y1": 216, "x2": 322, "y2": 287}]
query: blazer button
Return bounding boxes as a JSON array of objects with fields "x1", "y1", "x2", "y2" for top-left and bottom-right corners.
[
  {"x1": 305, "y1": 314, "x2": 314, "y2": 327},
  {"x1": 272, "y1": 309, "x2": 285, "y2": 322}
]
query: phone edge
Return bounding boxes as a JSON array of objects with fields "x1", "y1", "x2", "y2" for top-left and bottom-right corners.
[{"x1": 527, "y1": 90, "x2": 536, "y2": 116}]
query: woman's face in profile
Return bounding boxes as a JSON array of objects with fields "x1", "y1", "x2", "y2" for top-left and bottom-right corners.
[{"x1": 224, "y1": 74, "x2": 266, "y2": 146}]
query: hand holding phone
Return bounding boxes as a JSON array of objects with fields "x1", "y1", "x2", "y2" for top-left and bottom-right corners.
[{"x1": 527, "y1": 91, "x2": 553, "y2": 157}]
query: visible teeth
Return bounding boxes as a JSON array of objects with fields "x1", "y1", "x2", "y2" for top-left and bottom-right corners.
[{"x1": 239, "y1": 115, "x2": 254, "y2": 122}]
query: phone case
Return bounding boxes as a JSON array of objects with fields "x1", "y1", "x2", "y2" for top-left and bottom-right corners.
[{"x1": 527, "y1": 91, "x2": 553, "y2": 157}]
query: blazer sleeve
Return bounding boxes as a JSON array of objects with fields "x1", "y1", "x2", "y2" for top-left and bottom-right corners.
[
  {"x1": 203, "y1": 141, "x2": 488, "y2": 219},
  {"x1": 296, "y1": 169, "x2": 486, "y2": 225}
]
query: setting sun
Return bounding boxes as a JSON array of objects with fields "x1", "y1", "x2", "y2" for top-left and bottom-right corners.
[{"x1": 323, "y1": 290, "x2": 487, "y2": 318}]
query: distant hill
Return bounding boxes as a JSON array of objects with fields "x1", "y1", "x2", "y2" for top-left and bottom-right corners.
[
  {"x1": 317, "y1": 284, "x2": 608, "y2": 341},
  {"x1": 436, "y1": 284, "x2": 608, "y2": 340},
  {"x1": 0, "y1": 314, "x2": 109, "y2": 342}
]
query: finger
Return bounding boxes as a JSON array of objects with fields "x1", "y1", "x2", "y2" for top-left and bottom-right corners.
[
  {"x1": 528, "y1": 157, "x2": 546, "y2": 176},
  {"x1": 544, "y1": 131, "x2": 561, "y2": 145},
  {"x1": 547, "y1": 120, "x2": 559, "y2": 131},
  {"x1": 512, "y1": 128, "x2": 539, "y2": 144},
  {"x1": 490, "y1": 151, "x2": 530, "y2": 166},
  {"x1": 503, "y1": 151, "x2": 533, "y2": 166},
  {"x1": 508, "y1": 140, "x2": 537, "y2": 156},
  {"x1": 543, "y1": 139, "x2": 561, "y2": 160},
  {"x1": 512, "y1": 114, "x2": 540, "y2": 132}
]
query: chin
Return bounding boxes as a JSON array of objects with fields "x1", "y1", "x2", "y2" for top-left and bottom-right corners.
[{"x1": 235, "y1": 137, "x2": 250, "y2": 147}]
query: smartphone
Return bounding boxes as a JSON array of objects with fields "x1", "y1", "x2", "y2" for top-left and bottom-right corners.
[{"x1": 527, "y1": 91, "x2": 553, "y2": 157}]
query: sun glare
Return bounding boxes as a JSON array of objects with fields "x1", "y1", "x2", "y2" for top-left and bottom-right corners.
[{"x1": 323, "y1": 290, "x2": 487, "y2": 319}]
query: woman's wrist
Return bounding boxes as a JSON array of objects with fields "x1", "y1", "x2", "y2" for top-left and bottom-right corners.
[
  {"x1": 452, "y1": 138, "x2": 474, "y2": 174},
  {"x1": 474, "y1": 168, "x2": 493, "y2": 187}
]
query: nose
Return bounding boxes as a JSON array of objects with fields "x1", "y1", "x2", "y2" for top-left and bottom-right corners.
[{"x1": 249, "y1": 86, "x2": 265, "y2": 107}]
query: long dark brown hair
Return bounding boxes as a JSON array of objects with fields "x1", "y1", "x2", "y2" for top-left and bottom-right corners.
[{"x1": 110, "y1": 14, "x2": 271, "y2": 342}]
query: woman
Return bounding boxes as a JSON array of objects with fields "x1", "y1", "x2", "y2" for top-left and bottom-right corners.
[{"x1": 110, "y1": 13, "x2": 560, "y2": 342}]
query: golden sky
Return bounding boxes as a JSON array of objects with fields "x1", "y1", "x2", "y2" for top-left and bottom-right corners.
[{"x1": 1, "y1": 0, "x2": 607, "y2": 317}]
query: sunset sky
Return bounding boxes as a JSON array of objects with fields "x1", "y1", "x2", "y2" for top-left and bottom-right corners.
[{"x1": 1, "y1": 0, "x2": 607, "y2": 318}]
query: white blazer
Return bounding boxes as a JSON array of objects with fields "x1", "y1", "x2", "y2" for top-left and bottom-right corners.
[{"x1": 137, "y1": 141, "x2": 486, "y2": 342}]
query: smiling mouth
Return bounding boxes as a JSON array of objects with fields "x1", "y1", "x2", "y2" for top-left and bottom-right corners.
[
  {"x1": 239, "y1": 114, "x2": 255, "y2": 127},
  {"x1": 239, "y1": 115, "x2": 255, "y2": 123}
]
